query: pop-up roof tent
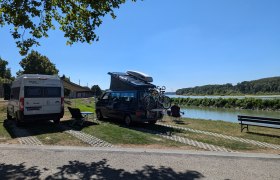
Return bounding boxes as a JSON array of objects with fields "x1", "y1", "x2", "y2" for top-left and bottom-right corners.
[{"x1": 108, "y1": 71, "x2": 156, "y2": 90}]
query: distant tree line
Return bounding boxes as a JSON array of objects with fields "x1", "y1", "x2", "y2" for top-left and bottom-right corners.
[
  {"x1": 171, "y1": 97, "x2": 280, "y2": 111},
  {"x1": 176, "y1": 77, "x2": 280, "y2": 95}
]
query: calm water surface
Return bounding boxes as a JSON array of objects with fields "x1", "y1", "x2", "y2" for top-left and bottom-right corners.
[
  {"x1": 180, "y1": 107, "x2": 280, "y2": 123},
  {"x1": 168, "y1": 95, "x2": 280, "y2": 99}
]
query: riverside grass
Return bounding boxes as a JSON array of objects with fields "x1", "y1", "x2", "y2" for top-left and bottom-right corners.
[
  {"x1": 71, "y1": 98, "x2": 279, "y2": 151},
  {"x1": 160, "y1": 116, "x2": 280, "y2": 145},
  {"x1": 0, "y1": 98, "x2": 279, "y2": 152}
]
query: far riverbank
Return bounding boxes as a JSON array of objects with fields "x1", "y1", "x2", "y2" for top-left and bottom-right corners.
[{"x1": 167, "y1": 94, "x2": 280, "y2": 99}]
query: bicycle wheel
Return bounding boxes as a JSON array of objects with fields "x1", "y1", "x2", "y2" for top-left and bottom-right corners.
[
  {"x1": 159, "y1": 95, "x2": 171, "y2": 109},
  {"x1": 143, "y1": 95, "x2": 156, "y2": 110}
]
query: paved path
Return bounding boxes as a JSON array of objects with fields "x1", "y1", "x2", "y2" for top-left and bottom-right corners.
[
  {"x1": 158, "y1": 123, "x2": 280, "y2": 150},
  {"x1": 0, "y1": 144, "x2": 279, "y2": 179}
]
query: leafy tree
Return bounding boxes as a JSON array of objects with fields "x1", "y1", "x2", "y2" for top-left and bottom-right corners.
[
  {"x1": 17, "y1": 50, "x2": 59, "y2": 76},
  {"x1": 91, "y1": 85, "x2": 102, "y2": 97},
  {"x1": 0, "y1": 0, "x2": 138, "y2": 55},
  {"x1": 0, "y1": 57, "x2": 12, "y2": 80}
]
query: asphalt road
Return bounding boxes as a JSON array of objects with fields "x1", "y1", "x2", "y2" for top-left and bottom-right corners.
[{"x1": 0, "y1": 144, "x2": 279, "y2": 180}]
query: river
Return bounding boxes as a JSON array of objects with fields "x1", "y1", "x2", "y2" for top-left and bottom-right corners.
[
  {"x1": 179, "y1": 106, "x2": 280, "y2": 123},
  {"x1": 167, "y1": 94, "x2": 280, "y2": 99}
]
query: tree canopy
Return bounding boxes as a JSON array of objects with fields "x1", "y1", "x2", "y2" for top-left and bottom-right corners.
[
  {"x1": 0, "y1": 0, "x2": 137, "y2": 55},
  {"x1": 91, "y1": 85, "x2": 102, "y2": 97},
  {"x1": 0, "y1": 57, "x2": 12, "y2": 81},
  {"x1": 17, "y1": 50, "x2": 59, "y2": 75}
]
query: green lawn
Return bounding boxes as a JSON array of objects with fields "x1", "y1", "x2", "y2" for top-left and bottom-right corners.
[
  {"x1": 25, "y1": 121, "x2": 89, "y2": 146},
  {"x1": 0, "y1": 102, "x2": 13, "y2": 143},
  {"x1": 82, "y1": 121, "x2": 187, "y2": 147},
  {"x1": 66, "y1": 98, "x2": 193, "y2": 148},
  {"x1": 66, "y1": 98, "x2": 95, "y2": 112},
  {"x1": 0, "y1": 97, "x2": 279, "y2": 152},
  {"x1": 161, "y1": 116, "x2": 280, "y2": 145}
]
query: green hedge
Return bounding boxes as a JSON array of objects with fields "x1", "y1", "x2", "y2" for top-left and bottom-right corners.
[{"x1": 171, "y1": 97, "x2": 280, "y2": 111}]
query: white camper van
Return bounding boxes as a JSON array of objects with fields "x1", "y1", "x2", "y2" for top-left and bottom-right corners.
[{"x1": 7, "y1": 74, "x2": 64, "y2": 125}]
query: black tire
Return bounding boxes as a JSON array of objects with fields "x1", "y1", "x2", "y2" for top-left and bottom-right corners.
[
  {"x1": 15, "y1": 113, "x2": 23, "y2": 127},
  {"x1": 53, "y1": 118, "x2": 60, "y2": 124},
  {"x1": 124, "y1": 115, "x2": 132, "y2": 126},
  {"x1": 96, "y1": 110, "x2": 103, "y2": 120},
  {"x1": 143, "y1": 95, "x2": 156, "y2": 110},
  {"x1": 7, "y1": 109, "x2": 12, "y2": 120},
  {"x1": 160, "y1": 96, "x2": 171, "y2": 109},
  {"x1": 149, "y1": 120, "x2": 157, "y2": 125}
]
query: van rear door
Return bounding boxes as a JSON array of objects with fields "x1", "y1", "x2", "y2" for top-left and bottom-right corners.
[
  {"x1": 24, "y1": 86, "x2": 45, "y2": 115},
  {"x1": 43, "y1": 87, "x2": 61, "y2": 114},
  {"x1": 24, "y1": 86, "x2": 62, "y2": 115}
]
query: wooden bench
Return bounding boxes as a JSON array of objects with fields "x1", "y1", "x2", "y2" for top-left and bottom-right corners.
[{"x1": 238, "y1": 115, "x2": 280, "y2": 132}]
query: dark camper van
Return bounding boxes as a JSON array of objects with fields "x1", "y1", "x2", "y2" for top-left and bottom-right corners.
[{"x1": 95, "y1": 71, "x2": 163, "y2": 126}]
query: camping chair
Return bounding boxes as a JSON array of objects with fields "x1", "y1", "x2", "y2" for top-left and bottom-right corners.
[
  {"x1": 68, "y1": 107, "x2": 86, "y2": 126},
  {"x1": 170, "y1": 105, "x2": 184, "y2": 121}
]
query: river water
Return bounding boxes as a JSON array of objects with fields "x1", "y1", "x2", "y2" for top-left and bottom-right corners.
[
  {"x1": 167, "y1": 95, "x2": 280, "y2": 99},
  {"x1": 179, "y1": 107, "x2": 280, "y2": 123},
  {"x1": 166, "y1": 94, "x2": 280, "y2": 123}
]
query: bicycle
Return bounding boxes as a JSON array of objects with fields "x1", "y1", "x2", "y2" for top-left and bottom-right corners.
[{"x1": 142, "y1": 86, "x2": 171, "y2": 110}]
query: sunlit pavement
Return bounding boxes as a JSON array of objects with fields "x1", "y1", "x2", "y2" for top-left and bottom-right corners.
[{"x1": 0, "y1": 144, "x2": 279, "y2": 179}]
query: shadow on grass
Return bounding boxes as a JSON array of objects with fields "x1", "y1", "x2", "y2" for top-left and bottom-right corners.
[
  {"x1": 173, "y1": 119, "x2": 190, "y2": 125},
  {"x1": 247, "y1": 131, "x2": 280, "y2": 139},
  {"x1": 3, "y1": 119, "x2": 99, "y2": 138},
  {"x1": 99, "y1": 118, "x2": 183, "y2": 135},
  {"x1": 0, "y1": 159, "x2": 204, "y2": 180}
]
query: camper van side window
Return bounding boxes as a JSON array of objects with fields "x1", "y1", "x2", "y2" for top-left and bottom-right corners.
[
  {"x1": 102, "y1": 93, "x2": 110, "y2": 100},
  {"x1": 44, "y1": 87, "x2": 61, "y2": 97},
  {"x1": 25, "y1": 87, "x2": 43, "y2": 98},
  {"x1": 120, "y1": 92, "x2": 136, "y2": 102},
  {"x1": 11, "y1": 87, "x2": 20, "y2": 100}
]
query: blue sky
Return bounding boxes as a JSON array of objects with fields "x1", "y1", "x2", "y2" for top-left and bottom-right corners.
[{"x1": 1, "y1": 0, "x2": 280, "y2": 91}]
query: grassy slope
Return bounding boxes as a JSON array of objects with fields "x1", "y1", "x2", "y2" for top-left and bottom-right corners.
[{"x1": 161, "y1": 116, "x2": 280, "y2": 145}]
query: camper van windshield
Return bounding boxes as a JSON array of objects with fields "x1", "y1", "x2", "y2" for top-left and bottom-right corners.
[{"x1": 25, "y1": 86, "x2": 61, "y2": 98}]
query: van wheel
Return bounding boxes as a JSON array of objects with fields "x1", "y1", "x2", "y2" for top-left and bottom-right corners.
[
  {"x1": 7, "y1": 110, "x2": 12, "y2": 120},
  {"x1": 53, "y1": 118, "x2": 60, "y2": 124},
  {"x1": 124, "y1": 115, "x2": 132, "y2": 126},
  {"x1": 149, "y1": 120, "x2": 157, "y2": 125},
  {"x1": 15, "y1": 114, "x2": 23, "y2": 127},
  {"x1": 96, "y1": 111, "x2": 103, "y2": 120}
]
